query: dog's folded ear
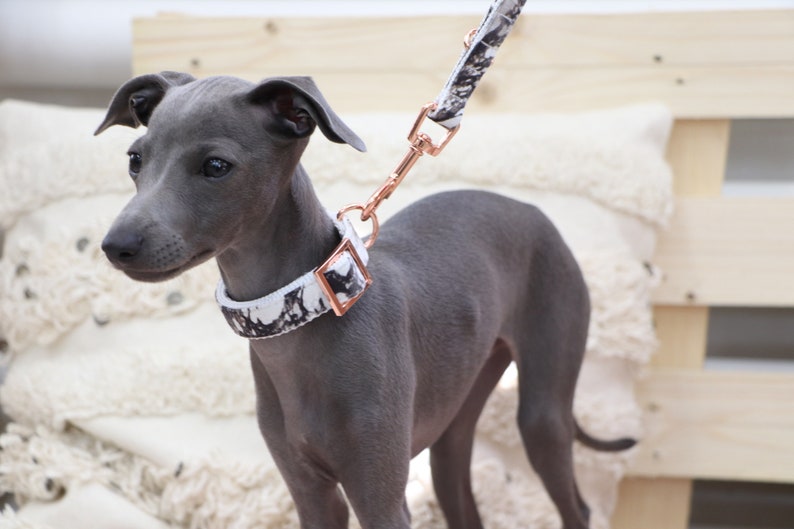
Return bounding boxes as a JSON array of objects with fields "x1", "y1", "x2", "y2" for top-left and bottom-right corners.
[
  {"x1": 94, "y1": 71, "x2": 196, "y2": 136},
  {"x1": 247, "y1": 77, "x2": 366, "y2": 153}
]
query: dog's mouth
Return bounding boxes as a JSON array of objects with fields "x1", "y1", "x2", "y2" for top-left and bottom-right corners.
[{"x1": 117, "y1": 249, "x2": 214, "y2": 283}]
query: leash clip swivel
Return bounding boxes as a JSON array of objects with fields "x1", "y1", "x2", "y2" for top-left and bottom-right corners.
[{"x1": 337, "y1": 102, "x2": 459, "y2": 249}]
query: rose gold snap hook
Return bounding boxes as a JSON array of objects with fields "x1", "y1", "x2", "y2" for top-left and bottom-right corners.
[
  {"x1": 408, "y1": 102, "x2": 460, "y2": 156},
  {"x1": 335, "y1": 103, "x2": 459, "y2": 252}
]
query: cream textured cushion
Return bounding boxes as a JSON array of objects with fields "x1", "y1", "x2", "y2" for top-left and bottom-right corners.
[{"x1": 0, "y1": 99, "x2": 672, "y2": 529}]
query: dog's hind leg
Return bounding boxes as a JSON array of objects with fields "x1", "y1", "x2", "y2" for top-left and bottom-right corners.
[
  {"x1": 430, "y1": 340, "x2": 513, "y2": 529},
  {"x1": 513, "y1": 287, "x2": 592, "y2": 529},
  {"x1": 516, "y1": 357, "x2": 591, "y2": 529}
]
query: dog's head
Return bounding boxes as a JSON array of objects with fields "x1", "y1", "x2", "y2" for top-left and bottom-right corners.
[{"x1": 95, "y1": 72, "x2": 364, "y2": 282}]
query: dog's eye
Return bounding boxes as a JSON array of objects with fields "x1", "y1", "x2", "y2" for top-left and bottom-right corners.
[
  {"x1": 201, "y1": 158, "x2": 232, "y2": 179},
  {"x1": 128, "y1": 152, "x2": 142, "y2": 176}
]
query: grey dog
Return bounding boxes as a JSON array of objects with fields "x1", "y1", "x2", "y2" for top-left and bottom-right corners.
[{"x1": 96, "y1": 72, "x2": 635, "y2": 529}]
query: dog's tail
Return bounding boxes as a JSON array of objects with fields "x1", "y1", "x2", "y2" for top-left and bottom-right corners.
[{"x1": 575, "y1": 421, "x2": 637, "y2": 452}]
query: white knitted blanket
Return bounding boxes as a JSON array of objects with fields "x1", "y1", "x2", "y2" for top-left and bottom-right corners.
[{"x1": 0, "y1": 99, "x2": 672, "y2": 529}]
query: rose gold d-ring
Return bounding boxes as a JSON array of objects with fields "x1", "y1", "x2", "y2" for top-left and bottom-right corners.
[
  {"x1": 463, "y1": 28, "x2": 478, "y2": 49},
  {"x1": 337, "y1": 203, "x2": 380, "y2": 249}
]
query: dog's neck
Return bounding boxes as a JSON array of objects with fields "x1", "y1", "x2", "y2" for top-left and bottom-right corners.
[{"x1": 215, "y1": 164, "x2": 338, "y2": 302}]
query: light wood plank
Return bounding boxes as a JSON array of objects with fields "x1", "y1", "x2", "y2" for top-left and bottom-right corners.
[
  {"x1": 628, "y1": 114, "x2": 727, "y2": 528},
  {"x1": 652, "y1": 198, "x2": 794, "y2": 306},
  {"x1": 130, "y1": 63, "x2": 794, "y2": 119},
  {"x1": 612, "y1": 478, "x2": 692, "y2": 529},
  {"x1": 134, "y1": 11, "x2": 794, "y2": 70},
  {"x1": 507, "y1": 10, "x2": 794, "y2": 68},
  {"x1": 629, "y1": 369, "x2": 794, "y2": 483},
  {"x1": 649, "y1": 118, "x2": 724, "y2": 372},
  {"x1": 471, "y1": 67, "x2": 794, "y2": 118},
  {"x1": 132, "y1": 15, "x2": 471, "y2": 76},
  {"x1": 666, "y1": 120, "x2": 731, "y2": 196},
  {"x1": 133, "y1": 13, "x2": 794, "y2": 118},
  {"x1": 652, "y1": 306, "x2": 709, "y2": 369}
]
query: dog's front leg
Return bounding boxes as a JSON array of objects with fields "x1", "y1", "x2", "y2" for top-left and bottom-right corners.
[
  {"x1": 250, "y1": 350, "x2": 350, "y2": 528},
  {"x1": 250, "y1": 346, "x2": 412, "y2": 529},
  {"x1": 336, "y1": 435, "x2": 413, "y2": 529}
]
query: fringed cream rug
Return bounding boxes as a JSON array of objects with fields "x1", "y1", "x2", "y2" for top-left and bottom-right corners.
[{"x1": 0, "y1": 99, "x2": 672, "y2": 529}]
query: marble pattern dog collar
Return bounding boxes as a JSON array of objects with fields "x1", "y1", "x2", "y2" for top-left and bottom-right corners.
[{"x1": 215, "y1": 215, "x2": 371, "y2": 339}]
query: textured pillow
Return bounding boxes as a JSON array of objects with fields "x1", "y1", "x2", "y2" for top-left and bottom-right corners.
[{"x1": 0, "y1": 100, "x2": 672, "y2": 529}]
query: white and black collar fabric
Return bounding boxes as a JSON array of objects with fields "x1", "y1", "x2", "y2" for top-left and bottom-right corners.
[{"x1": 215, "y1": 214, "x2": 369, "y2": 339}]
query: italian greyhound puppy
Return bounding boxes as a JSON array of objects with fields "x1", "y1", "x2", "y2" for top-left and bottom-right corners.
[{"x1": 97, "y1": 72, "x2": 635, "y2": 529}]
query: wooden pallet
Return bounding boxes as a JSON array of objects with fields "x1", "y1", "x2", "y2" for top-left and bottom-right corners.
[{"x1": 133, "y1": 9, "x2": 794, "y2": 528}]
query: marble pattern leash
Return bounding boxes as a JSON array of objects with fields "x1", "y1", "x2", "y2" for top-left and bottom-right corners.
[{"x1": 428, "y1": 0, "x2": 527, "y2": 130}]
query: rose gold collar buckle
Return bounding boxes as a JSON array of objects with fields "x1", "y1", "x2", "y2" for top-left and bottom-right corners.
[{"x1": 314, "y1": 237, "x2": 372, "y2": 316}]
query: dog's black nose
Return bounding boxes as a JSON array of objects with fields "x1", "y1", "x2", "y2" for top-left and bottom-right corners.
[{"x1": 102, "y1": 231, "x2": 144, "y2": 263}]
